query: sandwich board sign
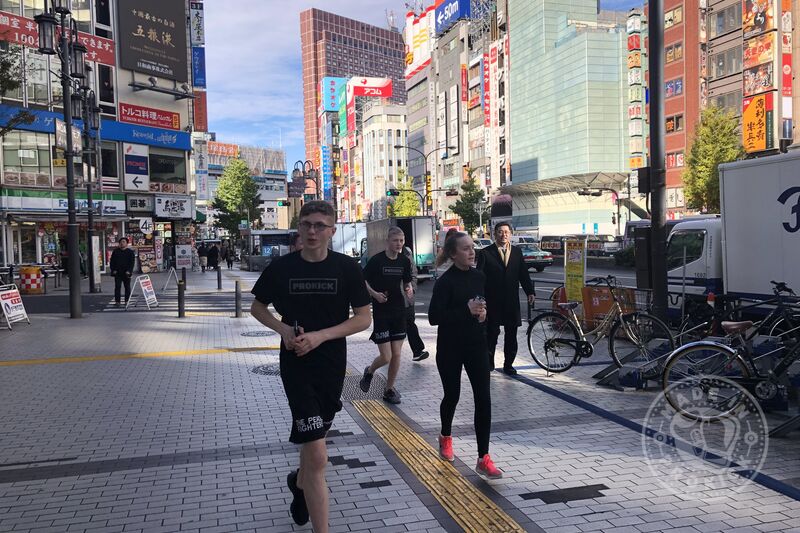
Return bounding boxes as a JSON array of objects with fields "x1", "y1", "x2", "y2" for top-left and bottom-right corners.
[
  {"x1": 126, "y1": 275, "x2": 159, "y2": 310},
  {"x1": 0, "y1": 285, "x2": 30, "y2": 329}
]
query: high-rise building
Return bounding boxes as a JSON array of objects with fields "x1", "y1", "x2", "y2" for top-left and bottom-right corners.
[{"x1": 300, "y1": 9, "x2": 406, "y2": 167}]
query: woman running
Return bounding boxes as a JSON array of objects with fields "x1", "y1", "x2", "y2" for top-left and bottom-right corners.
[{"x1": 428, "y1": 232, "x2": 502, "y2": 479}]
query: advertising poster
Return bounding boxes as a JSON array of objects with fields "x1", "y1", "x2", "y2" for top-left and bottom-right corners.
[
  {"x1": 118, "y1": 0, "x2": 189, "y2": 82},
  {"x1": 123, "y1": 143, "x2": 150, "y2": 191},
  {"x1": 564, "y1": 240, "x2": 587, "y2": 303},
  {"x1": 92, "y1": 236, "x2": 102, "y2": 291},
  {"x1": 743, "y1": 62, "x2": 776, "y2": 96},
  {"x1": 743, "y1": 0, "x2": 775, "y2": 39},
  {"x1": 0, "y1": 286, "x2": 28, "y2": 327},
  {"x1": 175, "y1": 244, "x2": 192, "y2": 269},
  {"x1": 743, "y1": 92, "x2": 775, "y2": 152},
  {"x1": 743, "y1": 32, "x2": 775, "y2": 70},
  {"x1": 119, "y1": 102, "x2": 180, "y2": 130}
]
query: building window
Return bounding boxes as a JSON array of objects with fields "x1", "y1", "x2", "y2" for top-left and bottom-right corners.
[
  {"x1": 0, "y1": 43, "x2": 23, "y2": 101},
  {"x1": 665, "y1": 42, "x2": 683, "y2": 64},
  {"x1": 408, "y1": 116, "x2": 427, "y2": 133},
  {"x1": 711, "y1": 46, "x2": 742, "y2": 80},
  {"x1": 711, "y1": 89, "x2": 743, "y2": 115},
  {"x1": 95, "y1": 0, "x2": 111, "y2": 26},
  {"x1": 1, "y1": 131, "x2": 51, "y2": 187},
  {"x1": 52, "y1": 147, "x2": 85, "y2": 189},
  {"x1": 666, "y1": 151, "x2": 685, "y2": 169},
  {"x1": 666, "y1": 114, "x2": 684, "y2": 133},
  {"x1": 665, "y1": 6, "x2": 683, "y2": 29},
  {"x1": 665, "y1": 78, "x2": 683, "y2": 98},
  {"x1": 22, "y1": 0, "x2": 42, "y2": 17},
  {"x1": 101, "y1": 141, "x2": 119, "y2": 189},
  {"x1": 26, "y1": 50, "x2": 49, "y2": 106},
  {"x1": 710, "y1": 4, "x2": 742, "y2": 39},
  {"x1": 98, "y1": 65, "x2": 115, "y2": 105},
  {"x1": 1, "y1": 0, "x2": 20, "y2": 14},
  {"x1": 149, "y1": 149, "x2": 187, "y2": 194}
]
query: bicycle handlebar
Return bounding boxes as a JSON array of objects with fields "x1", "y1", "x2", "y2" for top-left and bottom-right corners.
[
  {"x1": 586, "y1": 275, "x2": 617, "y2": 287},
  {"x1": 771, "y1": 280, "x2": 796, "y2": 296}
]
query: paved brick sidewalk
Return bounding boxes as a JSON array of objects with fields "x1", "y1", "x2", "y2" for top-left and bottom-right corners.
[{"x1": 0, "y1": 299, "x2": 799, "y2": 532}]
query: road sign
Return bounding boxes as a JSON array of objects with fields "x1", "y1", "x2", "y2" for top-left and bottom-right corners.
[{"x1": 0, "y1": 285, "x2": 30, "y2": 329}]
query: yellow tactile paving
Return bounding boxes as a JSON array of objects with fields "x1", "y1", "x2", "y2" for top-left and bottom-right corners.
[
  {"x1": 352, "y1": 400, "x2": 525, "y2": 533},
  {"x1": 0, "y1": 346, "x2": 279, "y2": 367}
]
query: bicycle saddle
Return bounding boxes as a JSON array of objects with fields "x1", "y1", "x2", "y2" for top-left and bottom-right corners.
[
  {"x1": 721, "y1": 321, "x2": 753, "y2": 335},
  {"x1": 558, "y1": 302, "x2": 580, "y2": 310}
]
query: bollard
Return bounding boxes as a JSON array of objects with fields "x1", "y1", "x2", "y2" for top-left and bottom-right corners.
[
  {"x1": 178, "y1": 280, "x2": 186, "y2": 318},
  {"x1": 217, "y1": 267, "x2": 222, "y2": 291},
  {"x1": 181, "y1": 267, "x2": 187, "y2": 286},
  {"x1": 235, "y1": 279, "x2": 242, "y2": 318}
]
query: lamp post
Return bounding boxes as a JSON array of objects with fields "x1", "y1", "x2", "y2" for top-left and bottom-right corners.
[
  {"x1": 36, "y1": 0, "x2": 87, "y2": 318},
  {"x1": 79, "y1": 78, "x2": 101, "y2": 293},
  {"x1": 292, "y1": 160, "x2": 320, "y2": 201},
  {"x1": 577, "y1": 187, "x2": 622, "y2": 237},
  {"x1": 393, "y1": 144, "x2": 456, "y2": 216}
]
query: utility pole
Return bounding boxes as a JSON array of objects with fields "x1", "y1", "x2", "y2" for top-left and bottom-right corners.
[{"x1": 648, "y1": 0, "x2": 668, "y2": 319}]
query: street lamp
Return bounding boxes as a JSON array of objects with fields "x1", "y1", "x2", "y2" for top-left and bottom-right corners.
[
  {"x1": 78, "y1": 70, "x2": 102, "y2": 294},
  {"x1": 292, "y1": 160, "x2": 320, "y2": 200},
  {"x1": 35, "y1": 0, "x2": 86, "y2": 318},
  {"x1": 393, "y1": 144, "x2": 456, "y2": 216}
]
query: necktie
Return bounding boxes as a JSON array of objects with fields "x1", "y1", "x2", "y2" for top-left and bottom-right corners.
[{"x1": 501, "y1": 247, "x2": 509, "y2": 266}]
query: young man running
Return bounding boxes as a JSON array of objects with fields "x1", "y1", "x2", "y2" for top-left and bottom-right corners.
[
  {"x1": 250, "y1": 201, "x2": 371, "y2": 533},
  {"x1": 360, "y1": 226, "x2": 413, "y2": 404}
]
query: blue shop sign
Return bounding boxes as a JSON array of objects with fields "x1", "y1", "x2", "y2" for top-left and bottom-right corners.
[
  {"x1": 435, "y1": 0, "x2": 470, "y2": 35},
  {"x1": 101, "y1": 119, "x2": 191, "y2": 150},
  {"x1": 0, "y1": 104, "x2": 84, "y2": 133},
  {"x1": 192, "y1": 47, "x2": 206, "y2": 88}
]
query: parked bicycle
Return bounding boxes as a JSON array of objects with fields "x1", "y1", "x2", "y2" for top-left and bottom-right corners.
[
  {"x1": 662, "y1": 318, "x2": 800, "y2": 422},
  {"x1": 677, "y1": 281, "x2": 800, "y2": 345},
  {"x1": 526, "y1": 275, "x2": 674, "y2": 376}
]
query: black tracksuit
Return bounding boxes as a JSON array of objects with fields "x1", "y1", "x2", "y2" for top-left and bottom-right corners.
[
  {"x1": 428, "y1": 265, "x2": 491, "y2": 457},
  {"x1": 110, "y1": 247, "x2": 136, "y2": 303}
]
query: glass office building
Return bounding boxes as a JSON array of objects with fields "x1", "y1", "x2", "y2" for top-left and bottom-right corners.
[{"x1": 507, "y1": 0, "x2": 631, "y2": 234}]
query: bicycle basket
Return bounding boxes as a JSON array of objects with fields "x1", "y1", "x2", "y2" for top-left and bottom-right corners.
[{"x1": 616, "y1": 288, "x2": 652, "y2": 313}]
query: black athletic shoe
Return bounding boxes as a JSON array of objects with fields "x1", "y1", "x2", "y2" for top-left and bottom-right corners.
[
  {"x1": 287, "y1": 469, "x2": 309, "y2": 526},
  {"x1": 412, "y1": 350, "x2": 430, "y2": 362},
  {"x1": 359, "y1": 366, "x2": 373, "y2": 393},
  {"x1": 503, "y1": 366, "x2": 518, "y2": 375},
  {"x1": 383, "y1": 388, "x2": 402, "y2": 404}
]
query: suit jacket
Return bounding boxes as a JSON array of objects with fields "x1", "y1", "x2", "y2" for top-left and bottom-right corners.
[{"x1": 476, "y1": 243, "x2": 535, "y2": 327}]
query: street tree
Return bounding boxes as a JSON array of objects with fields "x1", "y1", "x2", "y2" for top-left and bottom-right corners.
[
  {"x1": 212, "y1": 159, "x2": 261, "y2": 236},
  {"x1": 683, "y1": 106, "x2": 745, "y2": 212},
  {"x1": 390, "y1": 169, "x2": 420, "y2": 217},
  {"x1": 450, "y1": 169, "x2": 486, "y2": 235},
  {"x1": 0, "y1": 42, "x2": 34, "y2": 137}
]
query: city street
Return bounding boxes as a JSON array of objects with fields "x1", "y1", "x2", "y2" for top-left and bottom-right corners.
[{"x1": 1, "y1": 267, "x2": 799, "y2": 533}]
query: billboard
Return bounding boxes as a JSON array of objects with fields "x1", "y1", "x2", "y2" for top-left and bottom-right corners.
[
  {"x1": 118, "y1": 0, "x2": 189, "y2": 82},
  {"x1": 192, "y1": 47, "x2": 206, "y2": 88},
  {"x1": 189, "y1": 2, "x2": 204, "y2": 46},
  {"x1": 743, "y1": 32, "x2": 776, "y2": 70},
  {"x1": 744, "y1": 62, "x2": 776, "y2": 96},
  {"x1": 743, "y1": 92, "x2": 775, "y2": 152},
  {"x1": 208, "y1": 142, "x2": 239, "y2": 158},
  {"x1": 743, "y1": 0, "x2": 775, "y2": 39},
  {"x1": 318, "y1": 77, "x2": 346, "y2": 115},
  {"x1": 123, "y1": 143, "x2": 150, "y2": 192},
  {"x1": 193, "y1": 90, "x2": 208, "y2": 131},
  {"x1": 435, "y1": 0, "x2": 471, "y2": 35},
  {"x1": 348, "y1": 77, "x2": 393, "y2": 98},
  {"x1": 119, "y1": 102, "x2": 180, "y2": 130},
  {"x1": 404, "y1": 6, "x2": 435, "y2": 79}
]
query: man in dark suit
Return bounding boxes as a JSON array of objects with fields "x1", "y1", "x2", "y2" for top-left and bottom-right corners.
[{"x1": 476, "y1": 222, "x2": 535, "y2": 374}]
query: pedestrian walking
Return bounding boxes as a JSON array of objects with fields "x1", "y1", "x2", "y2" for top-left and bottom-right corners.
[
  {"x1": 402, "y1": 246, "x2": 429, "y2": 362},
  {"x1": 428, "y1": 232, "x2": 503, "y2": 479},
  {"x1": 197, "y1": 242, "x2": 208, "y2": 272},
  {"x1": 207, "y1": 243, "x2": 220, "y2": 271},
  {"x1": 250, "y1": 201, "x2": 371, "y2": 532},
  {"x1": 476, "y1": 222, "x2": 535, "y2": 374},
  {"x1": 289, "y1": 233, "x2": 303, "y2": 253},
  {"x1": 359, "y1": 226, "x2": 413, "y2": 404},
  {"x1": 109, "y1": 237, "x2": 136, "y2": 306}
]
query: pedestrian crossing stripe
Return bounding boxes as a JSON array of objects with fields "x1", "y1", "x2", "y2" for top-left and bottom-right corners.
[{"x1": 352, "y1": 400, "x2": 525, "y2": 533}]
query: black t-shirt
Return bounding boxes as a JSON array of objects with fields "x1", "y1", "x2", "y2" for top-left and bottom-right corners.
[
  {"x1": 363, "y1": 251, "x2": 412, "y2": 316},
  {"x1": 251, "y1": 251, "x2": 370, "y2": 366},
  {"x1": 428, "y1": 266, "x2": 487, "y2": 348}
]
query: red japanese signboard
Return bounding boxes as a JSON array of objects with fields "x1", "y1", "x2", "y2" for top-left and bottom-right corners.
[
  {"x1": 461, "y1": 64, "x2": 467, "y2": 102},
  {"x1": 0, "y1": 10, "x2": 115, "y2": 66},
  {"x1": 627, "y1": 34, "x2": 641, "y2": 51},
  {"x1": 349, "y1": 78, "x2": 393, "y2": 98},
  {"x1": 119, "y1": 102, "x2": 180, "y2": 130},
  {"x1": 193, "y1": 90, "x2": 208, "y2": 132}
]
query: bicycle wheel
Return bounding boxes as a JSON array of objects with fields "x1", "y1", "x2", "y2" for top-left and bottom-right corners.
[
  {"x1": 608, "y1": 312, "x2": 675, "y2": 379},
  {"x1": 661, "y1": 342, "x2": 751, "y2": 422},
  {"x1": 768, "y1": 313, "x2": 800, "y2": 340},
  {"x1": 527, "y1": 311, "x2": 580, "y2": 372},
  {"x1": 677, "y1": 316, "x2": 713, "y2": 346}
]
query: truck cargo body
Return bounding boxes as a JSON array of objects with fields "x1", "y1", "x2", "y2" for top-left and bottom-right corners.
[
  {"x1": 330, "y1": 222, "x2": 366, "y2": 257},
  {"x1": 363, "y1": 217, "x2": 436, "y2": 278}
]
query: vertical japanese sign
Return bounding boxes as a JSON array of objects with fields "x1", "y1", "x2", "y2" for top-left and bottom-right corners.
[
  {"x1": 189, "y1": 2, "x2": 205, "y2": 46},
  {"x1": 192, "y1": 47, "x2": 206, "y2": 88},
  {"x1": 564, "y1": 240, "x2": 587, "y2": 303},
  {"x1": 193, "y1": 139, "x2": 209, "y2": 200},
  {"x1": 743, "y1": 92, "x2": 774, "y2": 153},
  {"x1": 118, "y1": 0, "x2": 189, "y2": 82},
  {"x1": 780, "y1": 0, "x2": 792, "y2": 139},
  {"x1": 193, "y1": 90, "x2": 208, "y2": 132},
  {"x1": 482, "y1": 53, "x2": 491, "y2": 127},
  {"x1": 490, "y1": 44, "x2": 498, "y2": 128}
]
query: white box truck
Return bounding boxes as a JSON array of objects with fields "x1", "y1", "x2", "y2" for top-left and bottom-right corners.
[
  {"x1": 666, "y1": 151, "x2": 800, "y2": 309},
  {"x1": 361, "y1": 216, "x2": 436, "y2": 280},
  {"x1": 330, "y1": 222, "x2": 366, "y2": 257}
]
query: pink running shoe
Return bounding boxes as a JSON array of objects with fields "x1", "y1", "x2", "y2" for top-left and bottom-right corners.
[
  {"x1": 438, "y1": 435, "x2": 454, "y2": 462},
  {"x1": 476, "y1": 454, "x2": 503, "y2": 479}
]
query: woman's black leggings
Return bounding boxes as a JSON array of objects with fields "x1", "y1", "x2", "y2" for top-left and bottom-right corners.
[{"x1": 436, "y1": 348, "x2": 491, "y2": 457}]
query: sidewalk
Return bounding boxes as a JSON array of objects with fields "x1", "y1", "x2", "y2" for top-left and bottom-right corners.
[{"x1": 0, "y1": 303, "x2": 799, "y2": 532}]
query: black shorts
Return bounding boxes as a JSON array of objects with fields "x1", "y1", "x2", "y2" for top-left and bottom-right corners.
[
  {"x1": 280, "y1": 356, "x2": 344, "y2": 444},
  {"x1": 370, "y1": 311, "x2": 406, "y2": 344}
]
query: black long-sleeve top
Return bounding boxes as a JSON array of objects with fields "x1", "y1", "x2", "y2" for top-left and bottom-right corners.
[
  {"x1": 109, "y1": 248, "x2": 136, "y2": 276},
  {"x1": 428, "y1": 266, "x2": 487, "y2": 353}
]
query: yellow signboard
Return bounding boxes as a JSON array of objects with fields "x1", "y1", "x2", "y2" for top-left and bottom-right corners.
[
  {"x1": 742, "y1": 92, "x2": 774, "y2": 153},
  {"x1": 564, "y1": 239, "x2": 587, "y2": 302}
]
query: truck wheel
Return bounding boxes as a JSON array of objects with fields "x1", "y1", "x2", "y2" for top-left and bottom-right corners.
[{"x1": 535, "y1": 266, "x2": 545, "y2": 272}]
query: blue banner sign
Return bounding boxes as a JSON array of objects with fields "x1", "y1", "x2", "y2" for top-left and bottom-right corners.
[
  {"x1": 102, "y1": 120, "x2": 191, "y2": 150},
  {"x1": 435, "y1": 0, "x2": 471, "y2": 35},
  {"x1": 192, "y1": 47, "x2": 206, "y2": 88}
]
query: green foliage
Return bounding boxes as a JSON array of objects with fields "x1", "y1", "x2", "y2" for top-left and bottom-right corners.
[
  {"x1": 450, "y1": 170, "x2": 486, "y2": 235},
  {"x1": 212, "y1": 159, "x2": 261, "y2": 235},
  {"x1": 0, "y1": 42, "x2": 34, "y2": 137},
  {"x1": 614, "y1": 245, "x2": 635, "y2": 267},
  {"x1": 390, "y1": 169, "x2": 420, "y2": 217},
  {"x1": 289, "y1": 213, "x2": 299, "y2": 229},
  {"x1": 683, "y1": 106, "x2": 745, "y2": 213}
]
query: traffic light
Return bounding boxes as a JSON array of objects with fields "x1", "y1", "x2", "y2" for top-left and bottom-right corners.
[
  {"x1": 386, "y1": 189, "x2": 400, "y2": 197},
  {"x1": 277, "y1": 200, "x2": 289, "y2": 207},
  {"x1": 637, "y1": 167, "x2": 651, "y2": 194},
  {"x1": 445, "y1": 189, "x2": 459, "y2": 196},
  {"x1": 612, "y1": 214, "x2": 617, "y2": 225}
]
